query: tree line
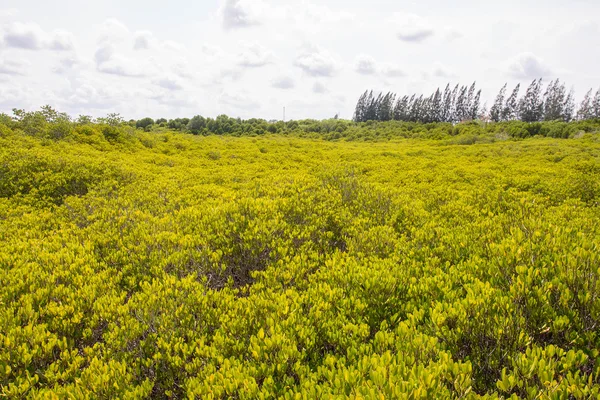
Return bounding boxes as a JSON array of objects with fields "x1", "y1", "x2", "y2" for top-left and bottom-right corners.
[{"x1": 354, "y1": 79, "x2": 600, "y2": 123}]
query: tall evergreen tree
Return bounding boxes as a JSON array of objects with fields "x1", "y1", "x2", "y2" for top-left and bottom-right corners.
[
  {"x1": 503, "y1": 84, "x2": 520, "y2": 121},
  {"x1": 451, "y1": 84, "x2": 460, "y2": 122},
  {"x1": 519, "y1": 79, "x2": 544, "y2": 122},
  {"x1": 441, "y1": 84, "x2": 453, "y2": 122},
  {"x1": 394, "y1": 95, "x2": 410, "y2": 121},
  {"x1": 490, "y1": 83, "x2": 507, "y2": 122},
  {"x1": 466, "y1": 82, "x2": 477, "y2": 118},
  {"x1": 562, "y1": 88, "x2": 575, "y2": 122},
  {"x1": 470, "y1": 90, "x2": 481, "y2": 120},
  {"x1": 577, "y1": 89, "x2": 593, "y2": 121},
  {"x1": 455, "y1": 86, "x2": 468, "y2": 122},
  {"x1": 353, "y1": 90, "x2": 368, "y2": 122},
  {"x1": 378, "y1": 92, "x2": 396, "y2": 121},
  {"x1": 542, "y1": 79, "x2": 566, "y2": 121},
  {"x1": 430, "y1": 88, "x2": 443, "y2": 123},
  {"x1": 364, "y1": 91, "x2": 378, "y2": 121},
  {"x1": 409, "y1": 95, "x2": 424, "y2": 122},
  {"x1": 592, "y1": 88, "x2": 600, "y2": 119},
  {"x1": 478, "y1": 102, "x2": 489, "y2": 121}
]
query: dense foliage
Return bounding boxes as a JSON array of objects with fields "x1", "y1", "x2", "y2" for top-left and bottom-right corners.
[
  {"x1": 1, "y1": 118, "x2": 600, "y2": 398},
  {"x1": 3, "y1": 106, "x2": 600, "y2": 143},
  {"x1": 354, "y1": 79, "x2": 600, "y2": 124}
]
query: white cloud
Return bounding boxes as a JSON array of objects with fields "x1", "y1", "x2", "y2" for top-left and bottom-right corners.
[
  {"x1": 163, "y1": 40, "x2": 186, "y2": 52},
  {"x1": 1, "y1": 22, "x2": 74, "y2": 51},
  {"x1": 445, "y1": 28, "x2": 463, "y2": 41},
  {"x1": 2, "y1": 22, "x2": 43, "y2": 49},
  {"x1": 0, "y1": 83, "x2": 31, "y2": 108},
  {"x1": 133, "y1": 30, "x2": 153, "y2": 50},
  {"x1": 431, "y1": 62, "x2": 456, "y2": 78},
  {"x1": 52, "y1": 56, "x2": 89, "y2": 74},
  {"x1": 354, "y1": 54, "x2": 377, "y2": 75},
  {"x1": 220, "y1": 0, "x2": 263, "y2": 30},
  {"x1": 97, "y1": 56, "x2": 148, "y2": 77},
  {"x1": 508, "y1": 52, "x2": 552, "y2": 79},
  {"x1": 219, "y1": 91, "x2": 260, "y2": 111},
  {"x1": 271, "y1": 76, "x2": 295, "y2": 89},
  {"x1": 150, "y1": 90, "x2": 198, "y2": 108},
  {"x1": 218, "y1": 67, "x2": 244, "y2": 82},
  {"x1": 60, "y1": 81, "x2": 130, "y2": 111},
  {"x1": 98, "y1": 18, "x2": 129, "y2": 44},
  {"x1": 313, "y1": 81, "x2": 327, "y2": 94},
  {"x1": 154, "y1": 75, "x2": 184, "y2": 91},
  {"x1": 94, "y1": 43, "x2": 114, "y2": 65},
  {"x1": 0, "y1": 8, "x2": 18, "y2": 19},
  {"x1": 172, "y1": 60, "x2": 194, "y2": 79},
  {"x1": 202, "y1": 44, "x2": 223, "y2": 57},
  {"x1": 237, "y1": 43, "x2": 273, "y2": 68},
  {"x1": 93, "y1": 42, "x2": 152, "y2": 77},
  {"x1": 288, "y1": 3, "x2": 354, "y2": 32},
  {"x1": 381, "y1": 63, "x2": 406, "y2": 78},
  {"x1": 48, "y1": 30, "x2": 75, "y2": 50},
  {"x1": 392, "y1": 13, "x2": 434, "y2": 43},
  {"x1": 294, "y1": 46, "x2": 339, "y2": 77},
  {"x1": 0, "y1": 58, "x2": 29, "y2": 75}
]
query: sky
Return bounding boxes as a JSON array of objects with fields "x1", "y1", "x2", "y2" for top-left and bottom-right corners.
[{"x1": 0, "y1": 0, "x2": 599, "y2": 121}]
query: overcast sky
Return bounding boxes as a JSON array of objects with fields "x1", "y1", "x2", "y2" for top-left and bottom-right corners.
[{"x1": 1, "y1": 0, "x2": 599, "y2": 120}]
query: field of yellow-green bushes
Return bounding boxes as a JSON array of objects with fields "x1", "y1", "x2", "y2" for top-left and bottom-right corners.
[{"x1": 1, "y1": 121, "x2": 599, "y2": 398}]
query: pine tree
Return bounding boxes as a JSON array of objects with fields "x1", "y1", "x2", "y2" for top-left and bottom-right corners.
[
  {"x1": 394, "y1": 96, "x2": 410, "y2": 121},
  {"x1": 409, "y1": 95, "x2": 424, "y2": 122},
  {"x1": 354, "y1": 90, "x2": 369, "y2": 122},
  {"x1": 519, "y1": 79, "x2": 544, "y2": 122},
  {"x1": 503, "y1": 84, "x2": 520, "y2": 121},
  {"x1": 542, "y1": 79, "x2": 566, "y2": 121},
  {"x1": 470, "y1": 90, "x2": 481, "y2": 120},
  {"x1": 450, "y1": 84, "x2": 460, "y2": 123},
  {"x1": 577, "y1": 89, "x2": 593, "y2": 121},
  {"x1": 378, "y1": 92, "x2": 396, "y2": 121},
  {"x1": 406, "y1": 94, "x2": 416, "y2": 121},
  {"x1": 455, "y1": 86, "x2": 468, "y2": 122},
  {"x1": 364, "y1": 91, "x2": 378, "y2": 121},
  {"x1": 466, "y1": 82, "x2": 477, "y2": 119},
  {"x1": 430, "y1": 88, "x2": 443, "y2": 122},
  {"x1": 441, "y1": 84, "x2": 452, "y2": 122},
  {"x1": 478, "y1": 102, "x2": 489, "y2": 121},
  {"x1": 593, "y1": 88, "x2": 600, "y2": 119},
  {"x1": 562, "y1": 88, "x2": 575, "y2": 122},
  {"x1": 490, "y1": 84, "x2": 507, "y2": 122}
]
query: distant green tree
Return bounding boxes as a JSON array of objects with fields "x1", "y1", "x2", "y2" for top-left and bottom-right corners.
[
  {"x1": 76, "y1": 115, "x2": 94, "y2": 124},
  {"x1": 542, "y1": 79, "x2": 566, "y2": 121},
  {"x1": 563, "y1": 88, "x2": 575, "y2": 122},
  {"x1": 470, "y1": 89, "x2": 481, "y2": 120},
  {"x1": 502, "y1": 84, "x2": 520, "y2": 121},
  {"x1": 187, "y1": 115, "x2": 207, "y2": 134},
  {"x1": 97, "y1": 113, "x2": 125, "y2": 126},
  {"x1": 490, "y1": 84, "x2": 507, "y2": 122},
  {"x1": 592, "y1": 88, "x2": 600, "y2": 119},
  {"x1": 136, "y1": 117, "x2": 155, "y2": 130},
  {"x1": 393, "y1": 95, "x2": 410, "y2": 121},
  {"x1": 519, "y1": 79, "x2": 544, "y2": 122},
  {"x1": 430, "y1": 88, "x2": 443, "y2": 123},
  {"x1": 441, "y1": 84, "x2": 453, "y2": 122},
  {"x1": 455, "y1": 86, "x2": 468, "y2": 122},
  {"x1": 577, "y1": 89, "x2": 594, "y2": 121},
  {"x1": 40, "y1": 105, "x2": 70, "y2": 123},
  {"x1": 353, "y1": 90, "x2": 368, "y2": 122}
]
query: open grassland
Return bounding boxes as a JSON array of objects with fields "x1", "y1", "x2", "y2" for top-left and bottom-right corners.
[{"x1": 1, "y1": 124, "x2": 600, "y2": 398}]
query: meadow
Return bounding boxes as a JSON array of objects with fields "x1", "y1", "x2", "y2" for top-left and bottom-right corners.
[{"x1": 1, "y1": 120, "x2": 599, "y2": 398}]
